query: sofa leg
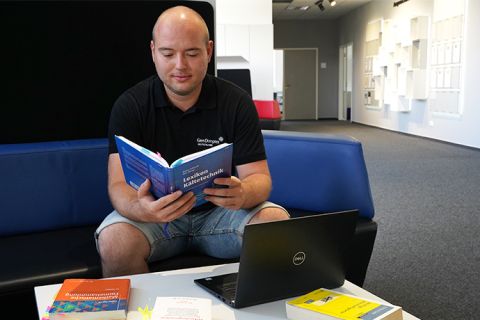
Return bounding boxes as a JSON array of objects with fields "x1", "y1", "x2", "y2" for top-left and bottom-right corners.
[{"x1": 345, "y1": 220, "x2": 378, "y2": 287}]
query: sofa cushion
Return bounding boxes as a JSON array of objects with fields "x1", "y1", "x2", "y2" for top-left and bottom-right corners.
[
  {"x1": 0, "y1": 225, "x2": 101, "y2": 294},
  {"x1": 0, "y1": 225, "x2": 237, "y2": 295},
  {"x1": 0, "y1": 211, "x2": 374, "y2": 295}
]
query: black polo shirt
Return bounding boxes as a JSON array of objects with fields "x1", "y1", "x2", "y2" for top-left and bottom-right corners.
[{"x1": 108, "y1": 74, "x2": 266, "y2": 207}]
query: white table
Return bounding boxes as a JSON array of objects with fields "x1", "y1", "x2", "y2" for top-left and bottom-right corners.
[{"x1": 35, "y1": 263, "x2": 419, "y2": 319}]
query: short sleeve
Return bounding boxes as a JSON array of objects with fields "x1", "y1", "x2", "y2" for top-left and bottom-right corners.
[
  {"x1": 232, "y1": 95, "x2": 266, "y2": 166},
  {"x1": 107, "y1": 92, "x2": 143, "y2": 154}
]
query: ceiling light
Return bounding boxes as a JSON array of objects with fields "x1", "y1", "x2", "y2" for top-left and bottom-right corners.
[
  {"x1": 315, "y1": 0, "x2": 325, "y2": 11},
  {"x1": 285, "y1": 5, "x2": 310, "y2": 11},
  {"x1": 329, "y1": 0, "x2": 337, "y2": 6},
  {"x1": 393, "y1": 0, "x2": 410, "y2": 7}
]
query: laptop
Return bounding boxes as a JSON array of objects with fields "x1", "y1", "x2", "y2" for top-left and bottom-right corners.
[{"x1": 194, "y1": 209, "x2": 358, "y2": 308}]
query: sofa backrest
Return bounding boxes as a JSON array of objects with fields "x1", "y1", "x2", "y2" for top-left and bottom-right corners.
[
  {"x1": 0, "y1": 130, "x2": 374, "y2": 237},
  {"x1": 263, "y1": 130, "x2": 375, "y2": 219},
  {"x1": 0, "y1": 139, "x2": 112, "y2": 236}
]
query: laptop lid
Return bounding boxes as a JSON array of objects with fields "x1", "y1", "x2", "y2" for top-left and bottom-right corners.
[{"x1": 194, "y1": 210, "x2": 358, "y2": 308}]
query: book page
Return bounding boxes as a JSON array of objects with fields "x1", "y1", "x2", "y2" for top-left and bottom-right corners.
[
  {"x1": 152, "y1": 296, "x2": 211, "y2": 320},
  {"x1": 116, "y1": 136, "x2": 169, "y2": 167},
  {"x1": 171, "y1": 143, "x2": 232, "y2": 167}
]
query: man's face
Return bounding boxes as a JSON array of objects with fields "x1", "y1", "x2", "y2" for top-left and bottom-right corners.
[{"x1": 150, "y1": 21, "x2": 213, "y2": 100}]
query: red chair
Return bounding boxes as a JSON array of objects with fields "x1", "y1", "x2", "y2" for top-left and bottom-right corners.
[{"x1": 253, "y1": 100, "x2": 282, "y2": 130}]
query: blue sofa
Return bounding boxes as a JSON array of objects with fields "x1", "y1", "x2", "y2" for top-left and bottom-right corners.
[{"x1": 0, "y1": 130, "x2": 376, "y2": 314}]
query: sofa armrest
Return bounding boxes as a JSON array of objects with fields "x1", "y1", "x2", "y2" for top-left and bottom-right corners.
[
  {"x1": 263, "y1": 130, "x2": 375, "y2": 219},
  {"x1": 288, "y1": 208, "x2": 377, "y2": 287},
  {"x1": 264, "y1": 131, "x2": 377, "y2": 286}
]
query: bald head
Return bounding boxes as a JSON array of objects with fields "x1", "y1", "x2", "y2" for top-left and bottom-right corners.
[
  {"x1": 152, "y1": 6, "x2": 210, "y2": 44},
  {"x1": 149, "y1": 5, "x2": 213, "y2": 109}
]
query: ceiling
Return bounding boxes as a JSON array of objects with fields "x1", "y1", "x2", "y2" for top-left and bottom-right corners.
[{"x1": 273, "y1": 0, "x2": 372, "y2": 21}]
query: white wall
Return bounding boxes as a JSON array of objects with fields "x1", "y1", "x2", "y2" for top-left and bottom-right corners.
[
  {"x1": 215, "y1": 0, "x2": 274, "y2": 100},
  {"x1": 339, "y1": 0, "x2": 480, "y2": 148},
  {"x1": 215, "y1": 0, "x2": 271, "y2": 25},
  {"x1": 273, "y1": 50, "x2": 284, "y2": 93}
]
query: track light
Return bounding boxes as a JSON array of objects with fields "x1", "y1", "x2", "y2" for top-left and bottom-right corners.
[
  {"x1": 393, "y1": 0, "x2": 410, "y2": 7},
  {"x1": 328, "y1": 0, "x2": 337, "y2": 6},
  {"x1": 315, "y1": 0, "x2": 325, "y2": 11}
]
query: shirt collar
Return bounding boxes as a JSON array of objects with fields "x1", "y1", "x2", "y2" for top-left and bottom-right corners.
[{"x1": 153, "y1": 74, "x2": 216, "y2": 111}]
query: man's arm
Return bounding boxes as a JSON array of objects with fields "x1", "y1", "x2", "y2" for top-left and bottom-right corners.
[
  {"x1": 108, "y1": 154, "x2": 196, "y2": 223},
  {"x1": 203, "y1": 159, "x2": 272, "y2": 210}
]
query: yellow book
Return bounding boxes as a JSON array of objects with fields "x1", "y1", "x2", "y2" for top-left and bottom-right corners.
[{"x1": 286, "y1": 288, "x2": 403, "y2": 320}]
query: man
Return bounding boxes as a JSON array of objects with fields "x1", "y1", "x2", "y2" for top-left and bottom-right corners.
[{"x1": 95, "y1": 5, "x2": 289, "y2": 277}]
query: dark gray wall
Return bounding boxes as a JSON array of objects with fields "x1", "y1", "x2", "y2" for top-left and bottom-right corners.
[{"x1": 274, "y1": 19, "x2": 339, "y2": 119}]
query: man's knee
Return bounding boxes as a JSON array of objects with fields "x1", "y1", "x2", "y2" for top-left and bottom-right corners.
[
  {"x1": 97, "y1": 223, "x2": 150, "y2": 262},
  {"x1": 248, "y1": 207, "x2": 289, "y2": 224}
]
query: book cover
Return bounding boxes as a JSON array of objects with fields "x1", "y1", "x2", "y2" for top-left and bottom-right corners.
[
  {"x1": 115, "y1": 135, "x2": 233, "y2": 206},
  {"x1": 286, "y1": 288, "x2": 403, "y2": 320},
  {"x1": 48, "y1": 278, "x2": 130, "y2": 320},
  {"x1": 151, "y1": 296, "x2": 212, "y2": 320}
]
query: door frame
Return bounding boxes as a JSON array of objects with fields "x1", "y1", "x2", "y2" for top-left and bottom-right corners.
[
  {"x1": 277, "y1": 47, "x2": 318, "y2": 120},
  {"x1": 338, "y1": 42, "x2": 353, "y2": 121}
]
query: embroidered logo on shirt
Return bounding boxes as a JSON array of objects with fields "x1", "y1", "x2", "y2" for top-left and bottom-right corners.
[{"x1": 197, "y1": 137, "x2": 224, "y2": 147}]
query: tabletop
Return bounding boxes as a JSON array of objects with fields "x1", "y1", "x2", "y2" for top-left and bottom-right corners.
[{"x1": 35, "y1": 263, "x2": 419, "y2": 320}]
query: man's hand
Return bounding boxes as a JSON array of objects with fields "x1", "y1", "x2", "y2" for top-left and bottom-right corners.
[
  {"x1": 203, "y1": 160, "x2": 273, "y2": 210},
  {"x1": 108, "y1": 154, "x2": 196, "y2": 223},
  {"x1": 136, "y1": 179, "x2": 196, "y2": 223},
  {"x1": 203, "y1": 176, "x2": 247, "y2": 210}
]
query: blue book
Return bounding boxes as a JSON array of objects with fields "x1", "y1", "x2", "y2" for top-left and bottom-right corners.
[{"x1": 115, "y1": 135, "x2": 233, "y2": 206}]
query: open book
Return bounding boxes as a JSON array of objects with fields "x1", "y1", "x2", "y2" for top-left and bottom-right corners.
[{"x1": 115, "y1": 135, "x2": 233, "y2": 206}]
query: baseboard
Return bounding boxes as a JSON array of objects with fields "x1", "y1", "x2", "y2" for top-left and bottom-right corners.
[{"x1": 351, "y1": 121, "x2": 480, "y2": 151}]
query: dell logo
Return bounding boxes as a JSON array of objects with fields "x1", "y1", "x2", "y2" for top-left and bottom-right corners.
[{"x1": 293, "y1": 251, "x2": 306, "y2": 265}]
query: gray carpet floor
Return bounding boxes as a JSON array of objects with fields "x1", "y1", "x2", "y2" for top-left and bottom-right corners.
[{"x1": 279, "y1": 120, "x2": 480, "y2": 320}]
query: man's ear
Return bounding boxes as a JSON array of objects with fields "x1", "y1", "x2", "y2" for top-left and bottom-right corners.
[
  {"x1": 150, "y1": 40, "x2": 156, "y2": 63},
  {"x1": 206, "y1": 40, "x2": 214, "y2": 62}
]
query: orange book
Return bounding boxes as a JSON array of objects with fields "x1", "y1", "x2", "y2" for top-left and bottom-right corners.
[{"x1": 48, "y1": 278, "x2": 130, "y2": 320}]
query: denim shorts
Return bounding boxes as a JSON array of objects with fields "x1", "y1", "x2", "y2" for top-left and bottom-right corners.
[{"x1": 95, "y1": 201, "x2": 287, "y2": 262}]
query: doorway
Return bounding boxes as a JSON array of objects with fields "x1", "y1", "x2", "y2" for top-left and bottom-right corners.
[
  {"x1": 338, "y1": 43, "x2": 353, "y2": 121},
  {"x1": 279, "y1": 48, "x2": 317, "y2": 120}
]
